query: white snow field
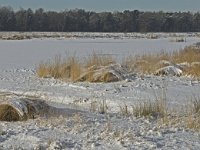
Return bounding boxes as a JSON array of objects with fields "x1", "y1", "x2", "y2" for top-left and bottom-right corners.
[
  {"x1": 0, "y1": 32, "x2": 199, "y2": 69},
  {"x1": 0, "y1": 32, "x2": 200, "y2": 149}
]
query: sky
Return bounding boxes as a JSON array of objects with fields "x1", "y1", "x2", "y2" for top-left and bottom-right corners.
[{"x1": 0, "y1": 0, "x2": 199, "y2": 12}]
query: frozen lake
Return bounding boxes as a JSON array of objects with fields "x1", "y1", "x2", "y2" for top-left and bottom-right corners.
[{"x1": 0, "y1": 37, "x2": 199, "y2": 69}]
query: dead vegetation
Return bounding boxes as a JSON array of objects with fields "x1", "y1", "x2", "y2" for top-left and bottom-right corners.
[
  {"x1": 37, "y1": 55, "x2": 81, "y2": 81},
  {"x1": 0, "y1": 104, "x2": 20, "y2": 121},
  {"x1": 185, "y1": 96, "x2": 200, "y2": 130},
  {"x1": 116, "y1": 90, "x2": 200, "y2": 131},
  {"x1": 126, "y1": 52, "x2": 170, "y2": 74},
  {"x1": 132, "y1": 99, "x2": 167, "y2": 118},
  {"x1": 162, "y1": 97, "x2": 200, "y2": 131},
  {"x1": 119, "y1": 103, "x2": 130, "y2": 117},
  {"x1": 37, "y1": 53, "x2": 121, "y2": 82},
  {"x1": 132, "y1": 89, "x2": 167, "y2": 119},
  {"x1": 0, "y1": 97, "x2": 50, "y2": 121},
  {"x1": 128, "y1": 47, "x2": 200, "y2": 79},
  {"x1": 119, "y1": 97, "x2": 200, "y2": 131},
  {"x1": 85, "y1": 53, "x2": 115, "y2": 68},
  {"x1": 37, "y1": 46, "x2": 200, "y2": 82}
]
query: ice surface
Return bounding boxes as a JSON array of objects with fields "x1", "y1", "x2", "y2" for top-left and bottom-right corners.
[{"x1": 0, "y1": 36, "x2": 199, "y2": 69}]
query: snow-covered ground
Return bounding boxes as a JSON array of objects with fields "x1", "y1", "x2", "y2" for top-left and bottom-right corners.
[{"x1": 0, "y1": 32, "x2": 200, "y2": 149}]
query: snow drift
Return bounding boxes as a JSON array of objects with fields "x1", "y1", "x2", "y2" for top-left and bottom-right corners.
[{"x1": 76, "y1": 64, "x2": 129, "y2": 82}]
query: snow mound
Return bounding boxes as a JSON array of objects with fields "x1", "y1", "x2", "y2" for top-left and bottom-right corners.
[
  {"x1": 0, "y1": 98, "x2": 49, "y2": 121},
  {"x1": 177, "y1": 62, "x2": 191, "y2": 70},
  {"x1": 157, "y1": 60, "x2": 172, "y2": 66},
  {"x1": 76, "y1": 64, "x2": 129, "y2": 82},
  {"x1": 155, "y1": 66, "x2": 183, "y2": 76},
  {"x1": 191, "y1": 62, "x2": 200, "y2": 67}
]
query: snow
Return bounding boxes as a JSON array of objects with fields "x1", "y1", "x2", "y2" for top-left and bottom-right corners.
[
  {"x1": 0, "y1": 32, "x2": 200, "y2": 149},
  {"x1": 155, "y1": 66, "x2": 183, "y2": 76},
  {"x1": 0, "y1": 33, "x2": 199, "y2": 69}
]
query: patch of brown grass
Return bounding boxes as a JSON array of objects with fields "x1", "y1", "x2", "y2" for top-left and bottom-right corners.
[
  {"x1": 129, "y1": 47, "x2": 200, "y2": 79},
  {"x1": 37, "y1": 47, "x2": 200, "y2": 81},
  {"x1": 169, "y1": 97, "x2": 200, "y2": 131},
  {"x1": 132, "y1": 99, "x2": 167, "y2": 118},
  {"x1": 48, "y1": 56, "x2": 69, "y2": 79},
  {"x1": 124, "y1": 52, "x2": 170, "y2": 74},
  {"x1": 0, "y1": 104, "x2": 20, "y2": 121},
  {"x1": 66, "y1": 57, "x2": 81, "y2": 81},
  {"x1": 184, "y1": 65, "x2": 200, "y2": 79},
  {"x1": 85, "y1": 52, "x2": 115, "y2": 68},
  {"x1": 172, "y1": 48, "x2": 200, "y2": 79},
  {"x1": 171, "y1": 47, "x2": 200, "y2": 63},
  {"x1": 37, "y1": 56, "x2": 68, "y2": 79},
  {"x1": 186, "y1": 114, "x2": 200, "y2": 131},
  {"x1": 186, "y1": 97, "x2": 200, "y2": 130},
  {"x1": 37, "y1": 55, "x2": 81, "y2": 81},
  {"x1": 132, "y1": 88, "x2": 168, "y2": 119},
  {"x1": 0, "y1": 103, "x2": 37, "y2": 121},
  {"x1": 0, "y1": 98, "x2": 50, "y2": 122},
  {"x1": 37, "y1": 53, "x2": 115, "y2": 82},
  {"x1": 37, "y1": 62, "x2": 51, "y2": 78},
  {"x1": 191, "y1": 96, "x2": 200, "y2": 114},
  {"x1": 83, "y1": 53, "x2": 115, "y2": 82}
]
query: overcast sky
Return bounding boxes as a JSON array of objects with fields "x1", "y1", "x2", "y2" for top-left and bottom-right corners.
[{"x1": 0, "y1": 0, "x2": 199, "y2": 12}]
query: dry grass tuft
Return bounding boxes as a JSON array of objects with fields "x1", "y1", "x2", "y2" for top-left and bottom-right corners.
[
  {"x1": 184, "y1": 65, "x2": 200, "y2": 80},
  {"x1": 190, "y1": 96, "x2": 200, "y2": 114},
  {"x1": 98, "y1": 100, "x2": 108, "y2": 114},
  {"x1": 155, "y1": 96, "x2": 200, "y2": 131},
  {"x1": 66, "y1": 57, "x2": 82, "y2": 81},
  {"x1": 125, "y1": 52, "x2": 170, "y2": 74},
  {"x1": 0, "y1": 103, "x2": 37, "y2": 121},
  {"x1": 186, "y1": 114, "x2": 200, "y2": 130},
  {"x1": 119, "y1": 103, "x2": 130, "y2": 117},
  {"x1": 171, "y1": 48, "x2": 200, "y2": 63},
  {"x1": 37, "y1": 62, "x2": 51, "y2": 78},
  {"x1": 82, "y1": 53, "x2": 115, "y2": 82},
  {"x1": 132, "y1": 99, "x2": 167, "y2": 118},
  {"x1": 185, "y1": 97, "x2": 200, "y2": 130},
  {"x1": 37, "y1": 55, "x2": 81, "y2": 81},
  {"x1": 0, "y1": 98, "x2": 50, "y2": 122},
  {"x1": 129, "y1": 47, "x2": 200, "y2": 79},
  {"x1": 85, "y1": 53, "x2": 115, "y2": 68},
  {"x1": 37, "y1": 53, "x2": 115, "y2": 82},
  {"x1": 37, "y1": 56, "x2": 68, "y2": 79},
  {"x1": 89, "y1": 100, "x2": 108, "y2": 114},
  {"x1": 0, "y1": 104, "x2": 20, "y2": 121}
]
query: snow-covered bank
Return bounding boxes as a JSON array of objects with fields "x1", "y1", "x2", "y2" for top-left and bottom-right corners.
[
  {"x1": 0, "y1": 68, "x2": 200, "y2": 149},
  {"x1": 0, "y1": 32, "x2": 199, "y2": 40},
  {"x1": 0, "y1": 68, "x2": 200, "y2": 112},
  {"x1": 1, "y1": 108, "x2": 200, "y2": 149}
]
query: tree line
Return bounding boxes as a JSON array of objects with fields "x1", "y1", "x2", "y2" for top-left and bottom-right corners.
[{"x1": 0, "y1": 6, "x2": 200, "y2": 32}]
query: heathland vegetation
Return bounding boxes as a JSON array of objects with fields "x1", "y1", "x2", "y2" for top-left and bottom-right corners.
[
  {"x1": 37, "y1": 46, "x2": 200, "y2": 82},
  {"x1": 0, "y1": 6, "x2": 200, "y2": 32}
]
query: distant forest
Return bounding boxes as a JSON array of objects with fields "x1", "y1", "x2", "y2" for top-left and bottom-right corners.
[{"x1": 0, "y1": 6, "x2": 200, "y2": 32}]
